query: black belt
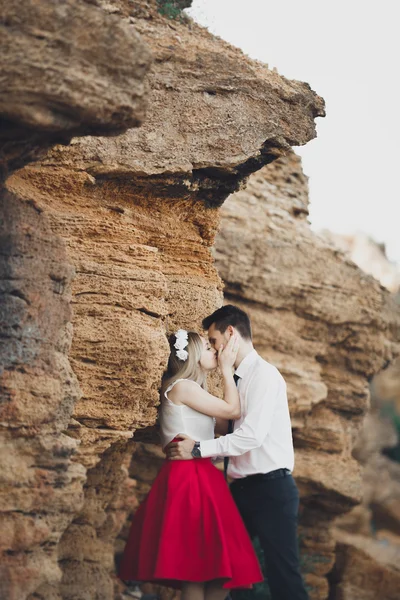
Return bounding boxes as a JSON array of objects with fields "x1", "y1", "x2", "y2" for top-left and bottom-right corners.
[{"x1": 232, "y1": 468, "x2": 291, "y2": 485}]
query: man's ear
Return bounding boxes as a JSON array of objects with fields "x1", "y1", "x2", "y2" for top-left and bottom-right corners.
[{"x1": 227, "y1": 325, "x2": 235, "y2": 337}]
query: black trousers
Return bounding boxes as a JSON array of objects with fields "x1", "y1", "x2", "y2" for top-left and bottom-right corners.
[{"x1": 230, "y1": 472, "x2": 309, "y2": 600}]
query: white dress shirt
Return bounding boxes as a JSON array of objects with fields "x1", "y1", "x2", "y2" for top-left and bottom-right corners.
[{"x1": 200, "y1": 349, "x2": 295, "y2": 479}]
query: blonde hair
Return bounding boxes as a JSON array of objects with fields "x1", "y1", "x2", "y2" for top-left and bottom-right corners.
[{"x1": 161, "y1": 331, "x2": 207, "y2": 397}]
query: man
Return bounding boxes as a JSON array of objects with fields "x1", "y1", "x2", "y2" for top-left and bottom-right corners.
[{"x1": 166, "y1": 305, "x2": 309, "y2": 600}]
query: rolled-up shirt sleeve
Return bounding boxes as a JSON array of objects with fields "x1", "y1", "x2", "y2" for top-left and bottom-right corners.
[{"x1": 200, "y1": 366, "x2": 283, "y2": 458}]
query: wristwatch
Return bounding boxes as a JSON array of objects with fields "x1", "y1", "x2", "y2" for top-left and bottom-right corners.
[{"x1": 191, "y1": 441, "x2": 201, "y2": 458}]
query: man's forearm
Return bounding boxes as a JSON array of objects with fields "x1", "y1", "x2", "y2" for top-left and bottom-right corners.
[
  {"x1": 200, "y1": 437, "x2": 221, "y2": 458},
  {"x1": 200, "y1": 429, "x2": 260, "y2": 458}
]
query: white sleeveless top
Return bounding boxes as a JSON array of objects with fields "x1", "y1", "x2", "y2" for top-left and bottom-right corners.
[{"x1": 159, "y1": 379, "x2": 215, "y2": 449}]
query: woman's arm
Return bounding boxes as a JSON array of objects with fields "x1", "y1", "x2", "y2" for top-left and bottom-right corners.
[{"x1": 168, "y1": 374, "x2": 240, "y2": 420}]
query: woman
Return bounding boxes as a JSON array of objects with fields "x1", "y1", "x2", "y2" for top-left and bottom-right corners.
[{"x1": 119, "y1": 330, "x2": 263, "y2": 600}]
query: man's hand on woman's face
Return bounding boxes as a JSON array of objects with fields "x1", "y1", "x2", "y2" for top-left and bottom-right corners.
[
  {"x1": 218, "y1": 334, "x2": 239, "y2": 371},
  {"x1": 165, "y1": 433, "x2": 195, "y2": 460}
]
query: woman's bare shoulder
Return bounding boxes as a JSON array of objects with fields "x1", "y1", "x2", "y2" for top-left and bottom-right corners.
[{"x1": 168, "y1": 379, "x2": 202, "y2": 401}]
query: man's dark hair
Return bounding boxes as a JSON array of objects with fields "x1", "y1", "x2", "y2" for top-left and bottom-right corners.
[{"x1": 202, "y1": 305, "x2": 252, "y2": 340}]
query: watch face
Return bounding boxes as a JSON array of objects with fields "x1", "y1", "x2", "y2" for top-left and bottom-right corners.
[{"x1": 192, "y1": 443, "x2": 201, "y2": 458}]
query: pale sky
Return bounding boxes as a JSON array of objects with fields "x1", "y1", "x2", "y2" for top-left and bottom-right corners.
[{"x1": 186, "y1": 0, "x2": 400, "y2": 265}]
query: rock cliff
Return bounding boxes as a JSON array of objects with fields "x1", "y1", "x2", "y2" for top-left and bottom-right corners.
[{"x1": 1, "y1": 2, "x2": 325, "y2": 599}]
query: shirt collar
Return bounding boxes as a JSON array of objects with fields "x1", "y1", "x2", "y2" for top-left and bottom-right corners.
[{"x1": 234, "y1": 348, "x2": 258, "y2": 380}]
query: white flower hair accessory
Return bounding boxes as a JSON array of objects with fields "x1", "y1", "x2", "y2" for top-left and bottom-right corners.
[{"x1": 174, "y1": 329, "x2": 189, "y2": 361}]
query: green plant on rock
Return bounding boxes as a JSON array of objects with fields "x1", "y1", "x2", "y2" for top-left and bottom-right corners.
[{"x1": 156, "y1": 0, "x2": 188, "y2": 20}]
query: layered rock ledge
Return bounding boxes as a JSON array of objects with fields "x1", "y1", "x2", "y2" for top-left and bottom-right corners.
[{"x1": 0, "y1": 0, "x2": 152, "y2": 176}]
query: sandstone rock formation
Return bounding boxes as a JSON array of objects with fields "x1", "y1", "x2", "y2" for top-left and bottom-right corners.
[
  {"x1": 213, "y1": 153, "x2": 400, "y2": 599},
  {"x1": 0, "y1": 0, "x2": 151, "y2": 176},
  {"x1": 330, "y1": 529, "x2": 400, "y2": 600},
  {"x1": 1, "y1": 1, "x2": 151, "y2": 597},
  {"x1": 41, "y1": 1, "x2": 324, "y2": 204},
  {"x1": 332, "y1": 370, "x2": 400, "y2": 600},
  {"x1": 0, "y1": 188, "x2": 86, "y2": 600},
  {"x1": 322, "y1": 228, "x2": 400, "y2": 599},
  {"x1": 1, "y1": 2, "x2": 326, "y2": 599}
]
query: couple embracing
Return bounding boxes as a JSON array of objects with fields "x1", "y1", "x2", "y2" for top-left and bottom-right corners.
[{"x1": 119, "y1": 305, "x2": 309, "y2": 600}]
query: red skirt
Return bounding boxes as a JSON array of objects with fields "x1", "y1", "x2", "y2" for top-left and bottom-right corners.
[{"x1": 119, "y1": 456, "x2": 263, "y2": 589}]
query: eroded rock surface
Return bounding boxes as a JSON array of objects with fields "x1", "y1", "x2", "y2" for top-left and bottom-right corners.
[
  {"x1": 0, "y1": 190, "x2": 85, "y2": 600},
  {"x1": 330, "y1": 530, "x2": 400, "y2": 600},
  {"x1": 41, "y1": 1, "x2": 325, "y2": 204},
  {"x1": 0, "y1": 0, "x2": 151, "y2": 176},
  {"x1": 1, "y1": 0, "x2": 151, "y2": 596},
  {"x1": 5, "y1": 160, "x2": 224, "y2": 600},
  {"x1": 333, "y1": 372, "x2": 400, "y2": 600},
  {"x1": 323, "y1": 230, "x2": 400, "y2": 599}
]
